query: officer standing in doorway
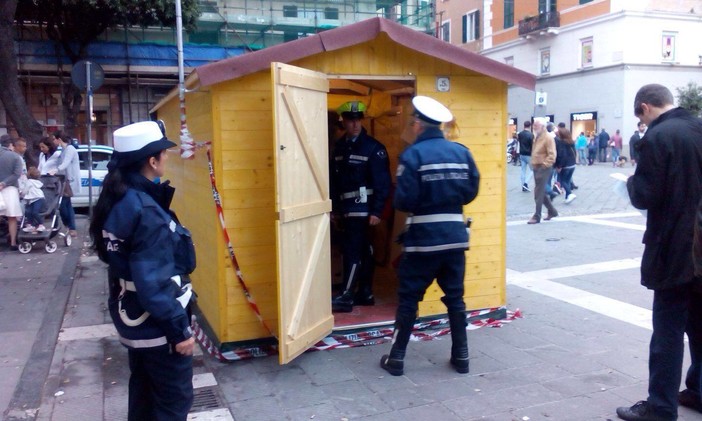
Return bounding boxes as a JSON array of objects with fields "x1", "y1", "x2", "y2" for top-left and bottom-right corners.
[
  {"x1": 380, "y1": 96, "x2": 480, "y2": 376},
  {"x1": 331, "y1": 101, "x2": 391, "y2": 313}
]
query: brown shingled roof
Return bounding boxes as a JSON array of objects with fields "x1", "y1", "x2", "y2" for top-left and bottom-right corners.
[{"x1": 195, "y1": 17, "x2": 535, "y2": 90}]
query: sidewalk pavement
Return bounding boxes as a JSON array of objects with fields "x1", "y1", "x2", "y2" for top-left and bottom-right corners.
[{"x1": 2, "y1": 163, "x2": 701, "y2": 420}]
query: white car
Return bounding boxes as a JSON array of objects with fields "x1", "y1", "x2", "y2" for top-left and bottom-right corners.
[{"x1": 74, "y1": 145, "x2": 113, "y2": 207}]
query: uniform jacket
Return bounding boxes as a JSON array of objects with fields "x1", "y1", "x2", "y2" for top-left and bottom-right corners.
[
  {"x1": 629, "y1": 131, "x2": 643, "y2": 160},
  {"x1": 530, "y1": 132, "x2": 556, "y2": 169},
  {"x1": 598, "y1": 130, "x2": 610, "y2": 148},
  {"x1": 395, "y1": 127, "x2": 480, "y2": 254},
  {"x1": 626, "y1": 107, "x2": 702, "y2": 290},
  {"x1": 103, "y1": 174, "x2": 196, "y2": 349},
  {"x1": 331, "y1": 128, "x2": 391, "y2": 218},
  {"x1": 517, "y1": 129, "x2": 533, "y2": 156},
  {"x1": 57, "y1": 144, "x2": 81, "y2": 194}
]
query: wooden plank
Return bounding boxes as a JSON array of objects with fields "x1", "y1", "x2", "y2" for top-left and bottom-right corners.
[
  {"x1": 282, "y1": 316, "x2": 335, "y2": 361},
  {"x1": 221, "y1": 188, "x2": 274, "y2": 209},
  {"x1": 219, "y1": 111, "x2": 273, "y2": 131},
  {"x1": 216, "y1": 91, "x2": 271, "y2": 111},
  {"x1": 220, "y1": 131, "x2": 273, "y2": 151},
  {"x1": 329, "y1": 79, "x2": 371, "y2": 96},
  {"x1": 278, "y1": 65, "x2": 329, "y2": 93},
  {"x1": 279, "y1": 200, "x2": 332, "y2": 223},
  {"x1": 222, "y1": 169, "x2": 275, "y2": 190},
  {"x1": 221, "y1": 150, "x2": 273, "y2": 170},
  {"x1": 287, "y1": 217, "x2": 329, "y2": 339},
  {"x1": 281, "y1": 86, "x2": 328, "y2": 199}
]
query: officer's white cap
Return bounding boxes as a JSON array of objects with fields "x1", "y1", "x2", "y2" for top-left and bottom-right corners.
[
  {"x1": 412, "y1": 96, "x2": 453, "y2": 125},
  {"x1": 110, "y1": 121, "x2": 176, "y2": 169}
]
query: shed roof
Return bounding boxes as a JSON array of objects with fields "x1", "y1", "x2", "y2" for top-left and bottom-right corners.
[{"x1": 195, "y1": 17, "x2": 536, "y2": 90}]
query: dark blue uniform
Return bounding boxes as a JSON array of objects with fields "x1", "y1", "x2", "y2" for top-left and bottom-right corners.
[
  {"x1": 102, "y1": 174, "x2": 196, "y2": 421},
  {"x1": 381, "y1": 125, "x2": 479, "y2": 375},
  {"x1": 331, "y1": 128, "x2": 391, "y2": 308},
  {"x1": 394, "y1": 126, "x2": 480, "y2": 316}
]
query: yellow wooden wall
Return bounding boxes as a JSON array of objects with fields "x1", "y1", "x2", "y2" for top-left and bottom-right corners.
[
  {"x1": 157, "y1": 87, "x2": 229, "y2": 342},
  {"x1": 158, "y1": 32, "x2": 508, "y2": 344}
]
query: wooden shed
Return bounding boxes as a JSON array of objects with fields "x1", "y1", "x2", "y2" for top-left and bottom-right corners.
[{"x1": 152, "y1": 17, "x2": 535, "y2": 364}]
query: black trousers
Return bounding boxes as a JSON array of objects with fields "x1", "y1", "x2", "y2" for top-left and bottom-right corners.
[
  {"x1": 396, "y1": 250, "x2": 466, "y2": 317},
  {"x1": 128, "y1": 346, "x2": 193, "y2": 421},
  {"x1": 647, "y1": 285, "x2": 702, "y2": 419},
  {"x1": 341, "y1": 217, "x2": 373, "y2": 294}
]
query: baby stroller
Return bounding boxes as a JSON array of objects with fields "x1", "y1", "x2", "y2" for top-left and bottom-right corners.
[{"x1": 17, "y1": 175, "x2": 72, "y2": 253}]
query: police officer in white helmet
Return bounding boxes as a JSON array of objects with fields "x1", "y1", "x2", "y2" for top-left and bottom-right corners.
[{"x1": 380, "y1": 96, "x2": 480, "y2": 376}]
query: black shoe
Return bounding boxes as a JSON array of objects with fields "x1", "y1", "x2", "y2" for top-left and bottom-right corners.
[
  {"x1": 450, "y1": 356, "x2": 469, "y2": 373},
  {"x1": 522, "y1": 183, "x2": 531, "y2": 192},
  {"x1": 679, "y1": 389, "x2": 702, "y2": 412},
  {"x1": 616, "y1": 401, "x2": 671, "y2": 421},
  {"x1": 548, "y1": 192, "x2": 558, "y2": 201},
  {"x1": 353, "y1": 293, "x2": 375, "y2": 306},
  {"x1": 332, "y1": 293, "x2": 353, "y2": 313},
  {"x1": 380, "y1": 354, "x2": 404, "y2": 376},
  {"x1": 9, "y1": 245, "x2": 18, "y2": 251},
  {"x1": 572, "y1": 184, "x2": 579, "y2": 190}
]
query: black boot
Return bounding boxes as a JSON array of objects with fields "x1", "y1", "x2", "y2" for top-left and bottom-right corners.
[
  {"x1": 332, "y1": 291, "x2": 354, "y2": 312},
  {"x1": 448, "y1": 311, "x2": 469, "y2": 373},
  {"x1": 380, "y1": 312, "x2": 415, "y2": 376}
]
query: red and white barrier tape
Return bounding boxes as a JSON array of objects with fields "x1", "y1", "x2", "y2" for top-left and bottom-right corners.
[{"x1": 191, "y1": 307, "x2": 523, "y2": 362}]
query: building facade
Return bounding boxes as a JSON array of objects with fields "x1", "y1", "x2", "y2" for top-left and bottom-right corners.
[{"x1": 438, "y1": 0, "x2": 702, "y2": 151}]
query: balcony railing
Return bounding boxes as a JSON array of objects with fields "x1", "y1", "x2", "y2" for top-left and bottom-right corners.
[{"x1": 518, "y1": 11, "x2": 560, "y2": 36}]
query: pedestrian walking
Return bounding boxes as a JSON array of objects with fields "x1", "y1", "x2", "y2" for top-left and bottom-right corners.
[
  {"x1": 610, "y1": 129, "x2": 623, "y2": 166},
  {"x1": 598, "y1": 128, "x2": 610, "y2": 162},
  {"x1": 51, "y1": 134, "x2": 79, "y2": 238},
  {"x1": 517, "y1": 121, "x2": 534, "y2": 191},
  {"x1": 629, "y1": 122, "x2": 646, "y2": 166},
  {"x1": 616, "y1": 84, "x2": 702, "y2": 421},
  {"x1": 527, "y1": 117, "x2": 558, "y2": 224},
  {"x1": 0, "y1": 135, "x2": 24, "y2": 250},
  {"x1": 576, "y1": 132, "x2": 588, "y2": 165},
  {"x1": 330, "y1": 101, "x2": 391, "y2": 313},
  {"x1": 380, "y1": 96, "x2": 479, "y2": 376},
  {"x1": 89, "y1": 121, "x2": 197, "y2": 421},
  {"x1": 555, "y1": 126, "x2": 577, "y2": 204}
]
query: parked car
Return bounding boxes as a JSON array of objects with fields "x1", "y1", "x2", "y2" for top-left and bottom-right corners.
[{"x1": 59, "y1": 144, "x2": 113, "y2": 208}]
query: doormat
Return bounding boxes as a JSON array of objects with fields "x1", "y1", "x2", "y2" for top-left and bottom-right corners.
[{"x1": 192, "y1": 307, "x2": 522, "y2": 362}]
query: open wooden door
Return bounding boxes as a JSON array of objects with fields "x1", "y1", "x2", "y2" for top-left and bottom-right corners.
[{"x1": 272, "y1": 62, "x2": 334, "y2": 363}]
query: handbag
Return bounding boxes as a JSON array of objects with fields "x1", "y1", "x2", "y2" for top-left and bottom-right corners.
[{"x1": 63, "y1": 180, "x2": 74, "y2": 198}]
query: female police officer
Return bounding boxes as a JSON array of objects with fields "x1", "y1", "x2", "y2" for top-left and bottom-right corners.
[{"x1": 89, "y1": 121, "x2": 196, "y2": 420}]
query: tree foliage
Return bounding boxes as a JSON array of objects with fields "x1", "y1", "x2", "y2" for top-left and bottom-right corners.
[{"x1": 676, "y1": 82, "x2": 702, "y2": 117}]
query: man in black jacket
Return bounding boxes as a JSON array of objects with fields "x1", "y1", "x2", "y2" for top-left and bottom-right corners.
[
  {"x1": 616, "y1": 84, "x2": 702, "y2": 421},
  {"x1": 517, "y1": 121, "x2": 533, "y2": 192},
  {"x1": 598, "y1": 128, "x2": 610, "y2": 162},
  {"x1": 629, "y1": 122, "x2": 646, "y2": 165}
]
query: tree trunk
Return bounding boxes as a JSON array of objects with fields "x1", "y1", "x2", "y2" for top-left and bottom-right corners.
[
  {"x1": 0, "y1": 0, "x2": 43, "y2": 165},
  {"x1": 61, "y1": 82, "x2": 83, "y2": 139}
]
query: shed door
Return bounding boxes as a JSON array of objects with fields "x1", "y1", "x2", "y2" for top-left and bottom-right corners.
[{"x1": 272, "y1": 62, "x2": 333, "y2": 364}]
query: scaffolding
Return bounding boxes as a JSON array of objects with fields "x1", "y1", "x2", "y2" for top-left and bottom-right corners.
[{"x1": 194, "y1": 0, "x2": 435, "y2": 49}]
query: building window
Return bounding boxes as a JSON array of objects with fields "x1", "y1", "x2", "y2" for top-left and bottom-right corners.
[
  {"x1": 579, "y1": 0, "x2": 594, "y2": 4},
  {"x1": 662, "y1": 32, "x2": 676, "y2": 61},
  {"x1": 462, "y1": 10, "x2": 479, "y2": 43},
  {"x1": 504, "y1": 0, "x2": 514, "y2": 29},
  {"x1": 440, "y1": 20, "x2": 450, "y2": 42},
  {"x1": 324, "y1": 7, "x2": 338, "y2": 19},
  {"x1": 540, "y1": 48, "x2": 551, "y2": 75},
  {"x1": 538, "y1": 0, "x2": 557, "y2": 14},
  {"x1": 283, "y1": 5, "x2": 297, "y2": 17},
  {"x1": 581, "y1": 37, "x2": 593, "y2": 68},
  {"x1": 504, "y1": 56, "x2": 514, "y2": 66}
]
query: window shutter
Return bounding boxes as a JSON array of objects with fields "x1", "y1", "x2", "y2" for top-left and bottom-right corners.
[
  {"x1": 474, "y1": 10, "x2": 480, "y2": 40},
  {"x1": 462, "y1": 14, "x2": 468, "y2": 43}
]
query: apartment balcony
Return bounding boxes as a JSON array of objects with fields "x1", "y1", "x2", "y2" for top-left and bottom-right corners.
[{"x1": 518, "y1": 11, "x2": 560, "y2": 37}]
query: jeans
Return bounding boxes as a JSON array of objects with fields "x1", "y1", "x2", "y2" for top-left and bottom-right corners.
[
  {"x1": 559, "y1": 167, "x2": 575, "y2": 198},
  {"x1": 647, "y1": 285, "x2": 702, "y2": 419},
  {"x1": 25, "y1": 198, "x2": 46, "y2": 227},
  {"x1": 611, "y1": 147, "x2": 620, "y2": 164},
  {"x1": 577, "y1": 148, "x2": 587, "y2": 165},
  {"x1": 599, "y1": 147, "x2": 607, "y2": 162},
  {"x1": 532, "y1": 166, "x2": 557, "y2": 220},
  {"x1": 59, "y1": 196, "x2": 76, "y2": 230},
  {"x1": 519, "y1": 155, "x2": 532, "y2": 186}
]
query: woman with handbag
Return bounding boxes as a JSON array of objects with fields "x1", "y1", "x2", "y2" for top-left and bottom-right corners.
[{"x1": 50, "y1": 133, "x2": 80, "y2": 238}]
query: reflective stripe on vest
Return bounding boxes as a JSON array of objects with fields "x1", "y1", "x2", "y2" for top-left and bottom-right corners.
[
  {"x1": 406, "y1": 213, "x2": 464, "y2": 225},
  {"x1": 404, "y1": 242, "x2": 469, "y2": 253},
  {"x1": 349, "y1": 154, "x2": 368, "y2": 161},
  {"x1": 418, "y1": 163, "x2": 469, "y2": 171},
  {"x1": 345, "y1": 212, "x2": 369, "y2": 217},
  {"x1": 119, "y1": 335, "x2": 168, "y2": 349}
]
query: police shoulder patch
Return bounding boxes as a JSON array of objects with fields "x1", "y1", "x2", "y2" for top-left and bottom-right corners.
[{"x1": 396, "y1": 164, "x2": 405, "y2": 177}]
